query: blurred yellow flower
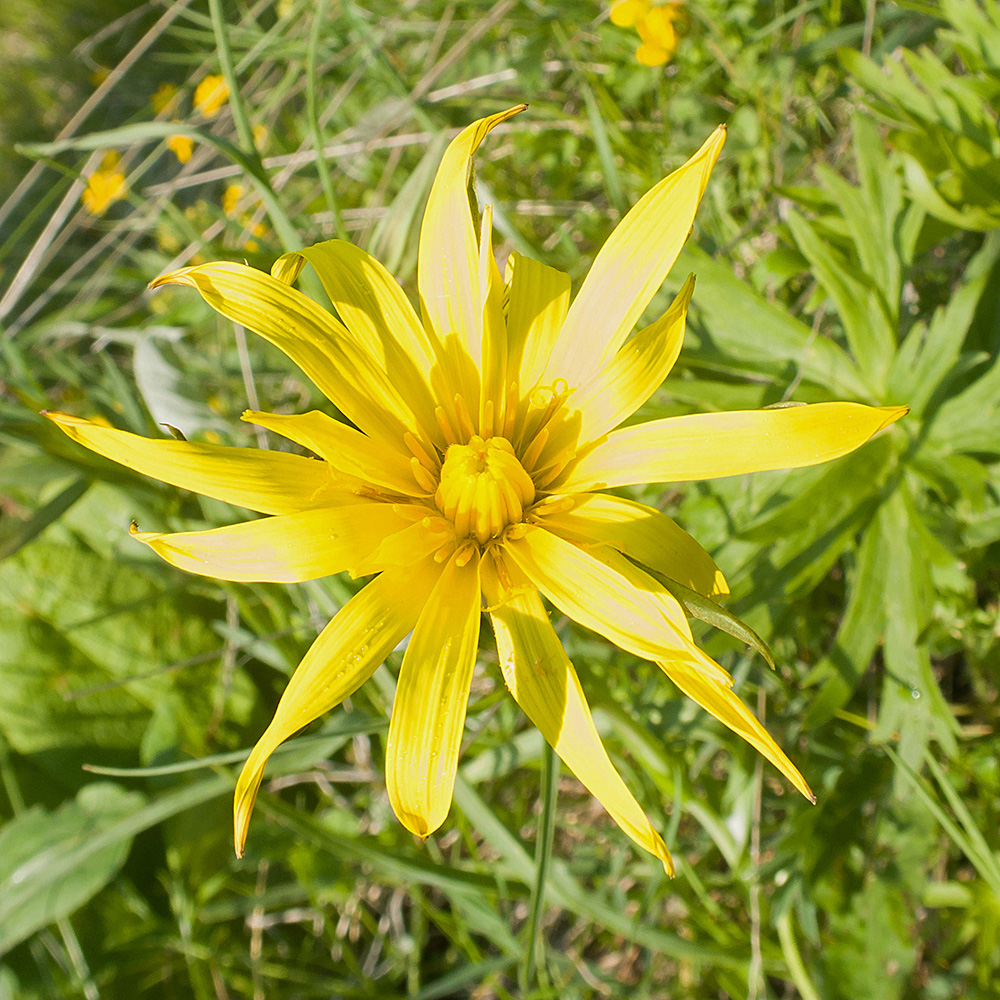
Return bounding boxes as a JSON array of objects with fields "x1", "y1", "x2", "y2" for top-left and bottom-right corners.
[
  {"x1": 81, "y1": 152, "x2": 127, "y2": 216},
  {"x1": 47, "y1": 108, "x2": 906, "y2": 870},
  {"x1": 252, "y1": 123, "x2": 269, "y2": 151},
  {"x1": 222, "y1": 183, "x2": 244, "y2": 218},
  {"x1": 244, "y1": 220, "x2": 267, "y2": 253},
  {"x1": 167, "y1": 134, "x2": 194, "y2": 164},
  {"x1": 611, "y1": 0, "x2": 685, "y2": 66},
  {"x1": 151, "y1": 82, "x2": 179, "y2": 115},
  {"x1": 194, "y1": 74, "x2": 229, "y2": 117}
]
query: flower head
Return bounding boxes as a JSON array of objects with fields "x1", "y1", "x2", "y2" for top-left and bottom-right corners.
[
  {"x1": 611, "y1": 0, "x2": 685, "y2": 66},
  {"x1": 46, "y1": 108, "x2": 906, "y2": 872},
  {"x1": 167, "y1": 134, "x2": 194, "y2": 164},
  {"x1": 81, "y1": 151, "x2": 127, "y2": 216},
  {"x1": 194, "y1": 74, "x2": 229, "y2": 118}
]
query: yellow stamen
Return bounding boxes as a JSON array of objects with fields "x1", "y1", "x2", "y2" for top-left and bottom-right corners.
[{"x1": 435, "y1": 435, "x2": 535, "y2": 545}]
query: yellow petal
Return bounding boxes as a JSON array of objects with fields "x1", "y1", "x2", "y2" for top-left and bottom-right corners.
[
  {"x1": 637, "y1": 7, "x2": 678, "y2": 50},
  {"x1": 504, "y1": 252, "x2": 572, "y2": 398},
  {"x1": 533, "y1": 491, "x2": 727, "y2": 598},
  {"x1": 659, "y1": 659, "x2": 815, "y2": 802},
  {"x1": 635, "y1": 42, "x2": 670, "y2": 67},
  {"x1": 234, "y1": 556, "x2": 443, "y2": 856},
  {"x1": 570, "y1": 274, "x2": 694, "y2": 445},
  {"x1": 43, "y1": 410, "x2": 336, "y2": 515},
  {"x1": 130, "y1": 501, "x2": 414, "y2": 582},
  {"x1": 385, "y1": 550, "x2": 482, "y2": 838},
  {"x1": 478, "y1": 203, "x2": 508, "y2": 437},
  {"x1": 271, "y1": 241, "x2": 440, "y2": 445},
  {"x1": 242, "y1": 410, "x2": 424, "y2": 497},
  {"x1": 483, "y1": 555, "x2": 673, "y2": 874},
  {"x1": 556, "y1": 403, "x2": 909, "y2": 493},
  {"x1": 542, "y1": 127, "x2": 726, "y2": 387},
  {"x1": 609, "y1": 0, "x2": 650, "y2": 27},
  {"x1": 418, "y1": 105, "x2": 526, "y2": 367},
  {"x1": 504, "y1": 525, "x2": 730, "y2": 685},
  {"x1": 149, "y1": 261, "x2": 419, "y2": 446}
]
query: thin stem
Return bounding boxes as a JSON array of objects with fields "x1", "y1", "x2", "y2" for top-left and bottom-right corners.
[{"x1": 523, "y1": 740, "x2": 558, "y2": 990}]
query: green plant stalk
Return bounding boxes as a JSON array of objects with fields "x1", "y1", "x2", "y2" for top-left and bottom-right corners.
[{"x1": 523, "y1": 740, "x2": 558, "y2": 990}]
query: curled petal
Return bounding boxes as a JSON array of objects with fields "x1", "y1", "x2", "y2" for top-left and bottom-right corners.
[
  {"x1": 132, "y1": 502, "x2": 415, "y2": 582},
  {"x1": 659, "y1": 659, "x2": 815, "y2": 803},
  {"x1": 234, "y1": 556, "x2": 444, "y2": 856},
  {"x1": 504, "y1": 525, "x2": 730, "y2": 685},
  {"x1": 150, "y1": 261, "x2": 419, "y2": 445},
  {"x1": 534, "y1": 491, "x2": 727, "y2": 598},
  {"x1": 483, "y1": 555, "x2": 673, "y2": 874},
  {"x1": 43, "y1": 410, "x2": 335, "y2": 515},
  {"x1": 543, "y1": 126, "x2": 726, "y2": 387},
  {"x1": 418, "y1": 105, "x2": 526, "y2": 365},
  {"x1": 385, "y1": 550, "x2": 482, "y2": 838}
]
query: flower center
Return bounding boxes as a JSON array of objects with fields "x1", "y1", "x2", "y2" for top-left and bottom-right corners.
[{"x1": 435, "y1": 435, "x2": 535, "y2": 545}]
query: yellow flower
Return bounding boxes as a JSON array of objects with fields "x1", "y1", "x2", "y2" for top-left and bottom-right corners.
[
  {"x1": 610, "y1": 0, "x2": 649, "y2": 27},
  {"x1": 167, "y1": 134, "x2": 194, "y2": 164},
  {"x1": 194, "y1": 74, "x2": 229, "y2": 118},
  {"x1": 252, "y1": 123, "x2": 269, "y2": 151},
  {"x1": 222, "y1": 183, "x2": 244, "y2": 218},
  {"x1": 612, "y1": 0, "x2": 685, "y2": 66},
  {"x1": 81, "y1": 152, "x2": 127, "y2": 216},
  {"x1": 45, "y1": 108, "x2": 906, "y2": 871},
  {"x1": 151, "y1": 81, "x2": 179, "y2": 116}
]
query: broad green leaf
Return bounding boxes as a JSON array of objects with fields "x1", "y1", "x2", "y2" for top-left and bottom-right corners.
[
  {"x1": 668, "y1": 246, "x2": 869, "y2": 400},
  {"x1": 872, "y1": 490, "x2": 958, "y2": 763},
  {"x1": 802, "y1": 519, "x2": 888, "y2": 727},
  {"x1": 0, "y1": 782, "x2": 143, "y2": 955}
]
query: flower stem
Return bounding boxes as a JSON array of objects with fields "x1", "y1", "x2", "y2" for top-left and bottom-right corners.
[{"x1": 523, "y1": 740, "x2": 558, "y2": 990}]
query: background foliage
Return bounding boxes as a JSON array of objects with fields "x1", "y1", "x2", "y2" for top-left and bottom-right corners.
[{"x1": 1, "y1": 1, "x2": 998, "y2": 997}]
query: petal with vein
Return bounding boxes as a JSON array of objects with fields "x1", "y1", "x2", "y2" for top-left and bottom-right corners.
[
  {"x1": 556, "y1": 403, "x2": 909, "y2": 493},
  {"x1": 43, "y1": 410, "x2": 336, "y2": 515},
  {"x1": 243, "y1": 409, "x2": 423, "y2": 496},
  {"x1": 131, "y1": 501, "x2": 413, "y2": 582},
  {"x1": 483, "y1": 557, "x2": 673, "y2": 874},
  {"x1": 504, "y1": 526, "x2": 730, "y2": 685},
  {"x1": 385, "y1": 550, "x2": 482, "y2": 838},
  {"x1": 271, "y1": 241, "x2": 439, "y2": 442},
  {"x1": 543, "y1": 126, "x2": 726, "y2": 386},
  {"x1": 418, "y1": 105, "x2": 526, "y2": 366},
  {"x1": 659, "y1": 659, "x2": 815, "y2": 802},
  {"x1": 535, "y1": 492, "x2": 728, "y2": 598},
  {"x1": 150, "y1": 261, "x2": 418, "y2": 445},
  {"x1": 234, "y1": 557, "x2": 443, "y2": 855},
  {"x1": 504, "y1": 252, "x2": 572, "y2": 393}
]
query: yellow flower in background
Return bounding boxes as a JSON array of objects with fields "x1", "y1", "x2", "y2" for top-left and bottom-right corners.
[
  {"x1": 611, "y1": 0, "x2": 685, "y2": 66},
  {"x1": 167, "y1": 134, "x2": 194, "y2": 164},
  {"x1": 252, "y1": 123, "x2": 269, "y2": 151},
  {"x1": 81, "y1": 151, "x2": 127, "y2": 216},
  {"x1": 46, "y1": 107, "x2": 906, "y2": 871},
  {"x1": 194, "y1": 73, "x2": 229, "y2": 117},
  {"x1": 151, "y1": 81, "x2": 179, "y2": 115},
  {"x1": 222, "y1": 183, "x2": 244, "y2": 217}
]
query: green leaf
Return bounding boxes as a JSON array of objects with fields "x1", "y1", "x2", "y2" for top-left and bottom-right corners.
[
  {"x1": 650, "y1": 571, "x2": 776, "y2": 669},
  {"x1": 0, "y1": 477, "x2": 89, "y2": 562},
  {"x1": 668, "y1": 246, "x2": 869, "y2": 400},
  {"x1": 0, "y1": 782, "x2": 143, "y2": 955},
  {"x1": 802, "y1": 517, "x2": 888, "y2": 727}
]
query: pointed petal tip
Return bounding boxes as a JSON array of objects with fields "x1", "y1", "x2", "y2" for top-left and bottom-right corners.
[
  {"x1": 652, "y1": 832, "x2": 675, "y2": 877},
  {"x1": 881, "y1": 404, "x2": 909, "y2": 427}
]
